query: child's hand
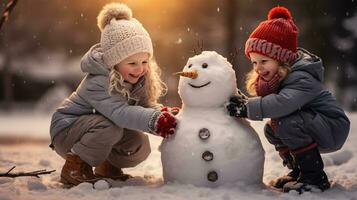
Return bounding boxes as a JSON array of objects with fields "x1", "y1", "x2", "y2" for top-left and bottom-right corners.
[
  {"x1": 226, "y1": 95, "x2": 248, "y2": 118},
  {"x1": 154, "y1": 111, "x2": 177, "y2": 138},
  {"x1": 161, "y1": 106, "x2": 180, "y2": 116}
]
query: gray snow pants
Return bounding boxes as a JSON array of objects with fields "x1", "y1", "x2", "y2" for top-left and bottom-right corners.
[
  {"x1": 264, "y1": 111, "x2": 315, "y2": 151},
  {"x1": 52, "y1": 114, "x2": 151, "y2": 167}
]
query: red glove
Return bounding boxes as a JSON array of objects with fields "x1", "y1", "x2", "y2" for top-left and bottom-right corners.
[
  {"x1": 155, "y1": 111, "x2": 177, "y2": 138},
  {"x1": 255, "y1": 73, "x2": 281, "y2": 97},
  {"x1": 161, "y1": 106, "x2": 180, "y2": 116}
]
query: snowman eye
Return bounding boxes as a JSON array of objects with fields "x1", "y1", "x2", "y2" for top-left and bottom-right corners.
[
  {"x1": 188, "y1": 64, "x2": 192, "y2": 68},
  {"x1": 202, "y1": 63, "x2": 208, "y2": 68}
]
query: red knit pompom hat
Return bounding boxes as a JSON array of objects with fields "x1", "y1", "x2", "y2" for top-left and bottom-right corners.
[{"x1": 245, "y1": 6, "x2": 298, "y2": 65}]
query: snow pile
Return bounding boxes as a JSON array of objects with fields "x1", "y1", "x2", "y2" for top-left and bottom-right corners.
[
  {"x1": 93, "y1": 180, "x2": 110, "y2": 190},
  {"x1": 0, "y1": 111, "x2": 52, "y2": 139},
  {"x1": 27, "y1": 179, "x2": 47, "y2": 191},
  {"x1": 0, "y1": 112, "x2": 356, "y2": 199}
]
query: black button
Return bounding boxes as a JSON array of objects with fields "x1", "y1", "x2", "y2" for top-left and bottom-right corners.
[
  {"x1": 207, "y1": 171, "x2": 218, "y2": 182},
  {"x1": 202, "y1": 151, "x2": 214, "y2": 161},
  {"x1": 198, "y1": 128, "x2": 210, "y2": 140}
]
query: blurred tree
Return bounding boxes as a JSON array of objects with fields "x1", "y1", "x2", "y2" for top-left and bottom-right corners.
[
  {"x1": 0, "y1": 0, "x2": 19, "y2": 110},
  {"x1": 0, "y1": 0, "x2": 102, "y2": 109},
  {"x1": 328, "y1": 0, "x2": 357, "y2": 110},
  {"x1": 0, "y1": 0, "x2": 354, "y2": 110}
]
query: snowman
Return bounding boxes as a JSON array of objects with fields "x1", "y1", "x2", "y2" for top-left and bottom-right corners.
[{"x1": 160, "y1": 51, "x2": 265, "y2": 187}]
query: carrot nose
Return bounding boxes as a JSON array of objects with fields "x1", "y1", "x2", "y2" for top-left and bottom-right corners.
[{"x1": 173, "y1": 70, "x2": 198, "y2": 79}]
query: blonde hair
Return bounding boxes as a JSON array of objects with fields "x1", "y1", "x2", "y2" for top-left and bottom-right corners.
[
  {"x1": 108, "y1": 59, "x2": 167, "y2": 106},
  {"x1": 246, "y1": 63, "x2": 291, "y2": 96}
]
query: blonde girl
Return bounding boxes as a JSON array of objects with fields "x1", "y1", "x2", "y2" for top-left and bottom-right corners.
[
  {"x1": 227, "y1": 6, "x2": 350, "y2": 194},
  {"x1": 50, "y1": 3, "x2": 177, "y2": 186}
]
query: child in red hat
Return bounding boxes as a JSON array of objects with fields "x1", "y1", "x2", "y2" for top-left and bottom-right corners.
[{"x1": 227, "y1": 6, "x2": 350, "y2": 193}]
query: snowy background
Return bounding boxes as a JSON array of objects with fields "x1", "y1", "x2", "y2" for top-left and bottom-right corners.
[
  {"x1": 0, "y1": 110, "x2": 356, "y2": 200},
  {"x1": 1, "y1": 0, "x2": 357, "y2": 199}
]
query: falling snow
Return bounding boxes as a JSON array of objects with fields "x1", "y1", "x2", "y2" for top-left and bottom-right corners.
[{"x1": 175, "y1": 38, "x2": 182, "y2": 44}]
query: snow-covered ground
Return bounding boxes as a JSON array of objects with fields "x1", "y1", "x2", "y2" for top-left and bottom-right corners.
[{"x1": 0, "y1": 110, "x2": 356, "y2": 200}]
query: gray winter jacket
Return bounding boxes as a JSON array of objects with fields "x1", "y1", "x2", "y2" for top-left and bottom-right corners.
[
  {"x1": 247, "y1": 48, "x2": 350, "y2": 151},
  {"x1": 50, "y1": 44, "x2": 159, "y2": 142}
]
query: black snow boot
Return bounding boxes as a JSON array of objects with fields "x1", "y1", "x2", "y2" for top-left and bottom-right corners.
[
  {"x1": 270, "y1": 148, "x2": 300, "y2": 189},
  {"x1": 283, "y1": 144, "x2": 330, "y2": 194}
]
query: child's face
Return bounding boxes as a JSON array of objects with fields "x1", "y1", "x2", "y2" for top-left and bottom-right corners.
[
  {"x1": 115, "y1": 52, "x2": 150, "y2": 84},
  {"x1": 250, "y1": 53, "x2": 280, "y2": 81}
]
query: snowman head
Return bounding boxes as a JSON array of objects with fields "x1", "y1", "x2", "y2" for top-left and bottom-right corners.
[{"x1": 177, "y1": 51, "x2": 237, "y2": 108}]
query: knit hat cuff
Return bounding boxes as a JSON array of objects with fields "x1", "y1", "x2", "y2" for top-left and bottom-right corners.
[
  {"x1": 245, "y1": 38, "x2": 298, "y2": 65},
  {"x1": 103, "y1": 35, "x2": 153, "y2": 67}
]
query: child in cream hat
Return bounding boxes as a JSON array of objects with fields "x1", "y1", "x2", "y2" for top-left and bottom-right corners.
[{"x1": 50, "y1": 3, "x2": 177, "y2": 186}]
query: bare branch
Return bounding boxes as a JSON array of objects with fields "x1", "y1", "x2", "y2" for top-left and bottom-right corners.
[
  {"x1": 0, "y1": 166, "x2": 56, "y2": 178},
  {"x1": 199, "y1": 39, "x2": 204, "y2": 52},
  {"x1": 191, "y1": 39, "x2": 205, "y2": 56},
  {"x1": 0, "y1": 0, "x2": 19, "y2": 30},
  {"x1": 5, "y1": 166, "x2": 16, "y2": 174}
]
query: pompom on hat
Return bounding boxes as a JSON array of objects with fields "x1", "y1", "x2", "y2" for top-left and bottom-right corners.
[
  {"x1": 245, "y1": 6, "x2": 298, "y2": 65},
  {"x1": 97, "y1": 3, "x2": 153, "y2": 67}
]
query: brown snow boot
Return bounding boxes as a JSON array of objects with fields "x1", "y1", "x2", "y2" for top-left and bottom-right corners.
[
  {"x1": 270, "y1": 168, "x2": 300, "y2": 189},
  {"x1": 60, "y1": 152, "x2": 99, "y2": 186},
  {"x1": 270, "y1": 148, "x2": 300, "y2": 189},
  {"x1": 94, "y1": 160, "x2": 132, "y2": 181}
]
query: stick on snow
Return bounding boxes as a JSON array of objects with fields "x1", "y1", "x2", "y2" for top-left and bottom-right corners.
[{"x1": 0, "y1": 166, "x2": 56, "y2": 178}]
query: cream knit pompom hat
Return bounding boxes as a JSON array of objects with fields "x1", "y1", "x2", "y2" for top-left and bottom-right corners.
[{"x1": 97, "y1": 3, "x2": 153, "y2": 67}]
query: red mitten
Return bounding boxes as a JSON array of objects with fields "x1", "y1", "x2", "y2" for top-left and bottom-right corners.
[
  {"x1": 255, "y1": 73, "x2": 281, "y2": 97},
  {"x1": 155, "y1": 112, "x2": 177, "y2": 138},
  {"x1": 161, "y1": 106, "x2": 180, "y2": 116}
]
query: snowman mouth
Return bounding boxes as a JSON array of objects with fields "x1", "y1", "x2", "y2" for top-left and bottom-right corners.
[{"x1": 189, "y1": 81, "x2": 211, "y2": 88}]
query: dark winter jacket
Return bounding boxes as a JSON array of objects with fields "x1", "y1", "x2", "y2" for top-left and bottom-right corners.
[
  {"x1": 50, "y1": 44, "x2": 159, "y2": 142},
  {"x1": 247, "y1": 48, "x2": 350, "y2": 151}
]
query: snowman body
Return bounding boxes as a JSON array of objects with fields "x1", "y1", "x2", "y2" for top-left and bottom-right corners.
[{"x1": 161, "y1": 51, "x2": 265, "y2": 187}]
